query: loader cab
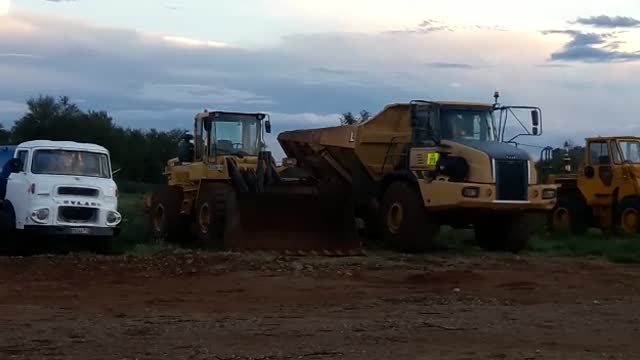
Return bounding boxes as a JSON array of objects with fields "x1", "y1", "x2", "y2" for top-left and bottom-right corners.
[
  {"x1": 192, "y1": 110, "x2": 271, "y2": 162},
  {"x1": 578, "y1": 137, "x2": 640, "y2": 206}
]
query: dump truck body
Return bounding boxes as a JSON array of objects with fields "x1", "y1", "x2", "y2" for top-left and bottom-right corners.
[
  {"x1": 547, "y1": 136, "x2": 640, "y2": 235},
  {"x1": 279, "y1": 100, "x2": 558, "y2": 253}
]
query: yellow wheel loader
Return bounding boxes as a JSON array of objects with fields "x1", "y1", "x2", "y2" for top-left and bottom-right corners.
[
  {"x1": 145, "y1": 110, "x2": 361, "y2": 255},
  {"x1": 546, "y1": 136, "x2": 640, "y2": 236},
  {"x1": 277, "y1": 93, "x2": 559, "y2": 253}
]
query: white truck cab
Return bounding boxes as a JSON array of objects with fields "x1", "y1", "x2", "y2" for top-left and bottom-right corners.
[{"x1": 3, "y1": 140, "x2": 121, "y2": 238}]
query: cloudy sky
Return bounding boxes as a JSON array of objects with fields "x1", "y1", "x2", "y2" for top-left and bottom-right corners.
[{"x1": 1, "y1": 0, "x2": 640, "y2": 158}]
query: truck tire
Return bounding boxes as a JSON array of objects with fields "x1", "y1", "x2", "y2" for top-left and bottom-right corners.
[
  {"x1": 475, "y1": 214, "x2": 531, "y2": 253},
  {"x1": 614, "y1": 197, "x2": 640, "y2": 236},
  {"x1": 148, "y1": 185, "x2": 187, "y2": 244},
  {"x1": 380, "y1": 182, "x2": 439, "y2": 253},
  {"x1": 548, "y1": 193, "x2": 588, "y2": 235},
  {"x1": 195, "y1": 183, "x2": 233, "y2": 249}
]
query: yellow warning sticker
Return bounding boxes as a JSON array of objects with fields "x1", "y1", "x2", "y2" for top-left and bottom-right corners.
[{"x1": 427, "y1": 152, "x2": 440, "y2": 166}]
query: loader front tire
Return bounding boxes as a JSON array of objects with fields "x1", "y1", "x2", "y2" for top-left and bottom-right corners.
[
  {"x1": 148, "y1": 185, "x2": 187, "y2": 244},
  {"x1": 195, "y1": 183, "x2": 233, "y2": 250},
  {"x1": 614, "y1": 197, "x2": 640, "y2": 236},
  {"x1": 380, "y1": 182, "x2": 439, "y2": 253},
  {"x1": 475, "y1": 214, "x2": 531, "y2": 253}
]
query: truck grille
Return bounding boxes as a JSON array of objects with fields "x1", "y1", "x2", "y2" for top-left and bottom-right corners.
[
  {"x1": 57, "y1": 187, "x2": 99, "y2": 197},
  {"x1": 495, "y1": 160, "x2": 528, "y2": 201},
  {"x1": 58, "y1": 207, "x2": 98, "y2": 223}
]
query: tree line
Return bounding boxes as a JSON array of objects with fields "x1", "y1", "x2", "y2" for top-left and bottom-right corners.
[{"x1": 1, "y1": 96, "x2": 187, "y2": 187}]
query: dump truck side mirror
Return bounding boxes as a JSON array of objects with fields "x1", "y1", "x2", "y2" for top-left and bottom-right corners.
[
  {"x1": 265, "y1": 120, "x2": 272, "y2": 134},
  {"x1": 531, "y1": 110, "x2": 540, "y2": 135}
]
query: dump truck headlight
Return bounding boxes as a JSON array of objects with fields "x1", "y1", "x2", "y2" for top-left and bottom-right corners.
[
  {"x1": 106, "y1": 211, "x2": 122, "y2": 225},
  {"x1": 542, "y1": 189, "x2": 556, "y2": 200},
  {"x1": 30, "y1": 208, "x2": 50, "y2": 223},
  {"x1": 462, "y1": 187, "x2": 480, "y2": 198}
]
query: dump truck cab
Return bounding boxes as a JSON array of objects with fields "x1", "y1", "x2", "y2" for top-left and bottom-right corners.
[
  {"x1": 278, "y1": 95, "x2": 558, "y2": 253},
  {"x1": 548, "y1": 136, "x2": 640, "y2": 235}
]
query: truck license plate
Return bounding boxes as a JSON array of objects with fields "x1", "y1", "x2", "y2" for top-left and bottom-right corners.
[{"x1": 71, "y1": 228, "x2": 90, "y2": 235}]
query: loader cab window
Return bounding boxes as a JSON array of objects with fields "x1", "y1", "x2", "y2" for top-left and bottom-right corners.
[
  {"x1": 210, "y1": 113, "x2": 261, "y2": 157},
  {"x1": 440, "y1": 109, "x2": 497, "y2": 142},
  {"x1": 589, "y1": 141, "x2": 611, "y2": 165},
  {"x1": 619, "y1": 141, "x2": 640, "y2": 164}
]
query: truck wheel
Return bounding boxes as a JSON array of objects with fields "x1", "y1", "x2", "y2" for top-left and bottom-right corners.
[
  {"x1": 90, "y1": 236, "x2": 119, "y2": 255},
  {"x1": 614, "y1": 197, "x2": 640, "y2": 236},
  {"x1": 148, "y1": 185, "x2": 187, "y2": 244},
  {"x1": 549, "y1": 193, "x2": 588, "y2": 235},
  {"x1": 475, "y1": 214, "x2": 531, "y2": 253},
  {"x1": 195, "y1": 183, "x2": 233, "y2": 249},
  {"x1": 380, "y1": 182, "x2": 439, "y2": 253}
]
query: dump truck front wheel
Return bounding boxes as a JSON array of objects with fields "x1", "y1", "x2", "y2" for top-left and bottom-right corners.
[
  {"x1": 614, "y1": 197, "x2": 640, "y2": 236},
  {"x1": 475, "y1": 214, "x2": 530, "y2": 253},
  {"x1": 195, "y1": 183, "x2": 233, "y2": 249},
  {"x1": 148, "y1": 185, "x2": 188, "y2": 244},
  {"x1": 380, "y1": 182, "x2": 439, "y2": 253}
]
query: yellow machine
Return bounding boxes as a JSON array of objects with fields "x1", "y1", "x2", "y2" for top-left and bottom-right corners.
[
  {"x1": 278, "y1": 94, "x2": 559, "y2": 253},
  {"x1": 146, "y1": 110, "x2": 360, "y2": 255},
  {"x1": 547, "y1": 136, "x2": 640, "y2": 235}
]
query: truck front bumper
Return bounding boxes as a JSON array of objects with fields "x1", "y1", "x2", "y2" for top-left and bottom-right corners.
[
  {"x1": 420, "y1": 181, "x2": 558, "y2": 212},
  {"x1": 22, "y1": 225, "x2": 120, "y2": 237}
]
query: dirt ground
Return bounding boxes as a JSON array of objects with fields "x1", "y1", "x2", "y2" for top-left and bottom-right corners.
[{"x1": 1, "y1": 251, "x2": 640, "y2": 360}]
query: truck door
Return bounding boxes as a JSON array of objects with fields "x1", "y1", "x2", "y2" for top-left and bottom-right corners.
[
  {"x1": 6, "y1": 149, "x2": 30, "y2": 229},
  {"x1": 578, "y1": 140, "x2": 615, "y2": 208}
]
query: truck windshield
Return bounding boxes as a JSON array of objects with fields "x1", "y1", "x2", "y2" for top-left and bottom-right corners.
[
  {"x1": 441, "y1": 109, "x2": 497, "y2": 142},
  {"x1": 619, "y1": 141, "x2": 640, "y2": 163},
  {"x1": 31, "y1": 149, "x2": 111, "y2": 178},
  {"x1": 212, "y1": 113, "x2": 260, "y2": 156}
]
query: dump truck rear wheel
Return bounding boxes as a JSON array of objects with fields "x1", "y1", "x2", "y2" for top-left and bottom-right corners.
[
  {"x1": 548, "y1": 193, "x2": 588, "y2": 235},
  {"x1": 475, "y1": 214, "x2": 530, "y2": 253},
  {"x1": 380, "y1": 182, "x2": 439, "y2": 253},
  {"x1": 614, "y1": 197, "x2": 640, "y2": 236},
  {"x1": 195, "y1": 183, "x2": 233, "y2": 249},
  {"x1": 148, "y1": 185, "x2": 186, "y2": 244}
]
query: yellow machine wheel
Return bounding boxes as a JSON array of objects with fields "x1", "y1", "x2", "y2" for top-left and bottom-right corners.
[
  {"x1": 552, "y1": 206, "x2": 571, "y2": 232},
  {"x1": 615, "y1": 197, "x2": 640, "y2": 236},
  {"x1": 195, "y1": 183, "x2": 233, "y2": 249},
  {"x1": 380, "y1": 182, "x2": 439, "y2": 253},
  {"x1": 548, "y1": 193, "x2": 588, "y2": 235},
  {"x1": 147, "y1": 185, "x2": 187, "y2": 244}
]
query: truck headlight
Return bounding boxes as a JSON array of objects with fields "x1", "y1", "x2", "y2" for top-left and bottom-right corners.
[
  {"x1": 462, "y1": 187, "x2": 480, "y2": 198},
  {"x1": 542, "y1": 189, "x2": 556, "y2": 200},
  {"x1": 106, "y1": 211, "x2": 122, "y2": 225},
  {"x1": 30, "y1": 208, "x2": 50, "y2": 223}
]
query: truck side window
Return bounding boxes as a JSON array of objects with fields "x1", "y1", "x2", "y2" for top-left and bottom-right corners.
[
  {"x1": 413, "y1": 105, "x2": 437, "y2": 146},
  {"x1": 589, "y1": 142, "x2": 610, "y2": 165},
  {"x1": 16, "y1": 150, "x2": 28, "y2": 172}
]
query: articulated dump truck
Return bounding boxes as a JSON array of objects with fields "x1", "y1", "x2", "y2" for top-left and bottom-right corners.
[{"x1": 278, "y1": 97, "x2": 559, "y2": 253}]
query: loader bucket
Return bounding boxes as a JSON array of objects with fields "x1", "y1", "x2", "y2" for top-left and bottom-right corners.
[{"x1": 224, "y1": 188, "x2": 363, "y2": 256}]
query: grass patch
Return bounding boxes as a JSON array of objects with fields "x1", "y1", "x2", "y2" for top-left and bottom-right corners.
[
  {"x1": 113, "y1": 192, "x2": 150, "y2": 253},
  {"x1": 529, "y1": 232, "x2": 640, "y2": 264}
]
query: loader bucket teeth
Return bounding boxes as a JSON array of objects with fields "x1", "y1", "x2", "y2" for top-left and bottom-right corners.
[{"x1": 224, "y1": 190, "x2": 363, "y2": 256}]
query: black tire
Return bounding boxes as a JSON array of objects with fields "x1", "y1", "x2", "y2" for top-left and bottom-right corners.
[
  {"x1": 379, "y1": 182, "x2": 439, "y2": 253},
  {"x1": 548, "y1": 192, "x2": 589, "y2": 235},
  {"x1": 195, "y1": 183, "x2": 233, "y2": 249},
  {"x1": 475, "y1": 214, "x2": 531, "y2": 253},
  {"x1": 148, "y1": 185, "x2": 188, "y2": 244},
  {"x1": 614, "y1": 197, "x2": 640, "y2": 236}
]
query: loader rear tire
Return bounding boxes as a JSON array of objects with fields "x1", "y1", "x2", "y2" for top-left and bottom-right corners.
[
  {"x1": 148, "y1": 185, "x2": 187, "y2": 244},
  {"x1": 195, "y1": 183, "x2": 233, "y2": 250},
  {"x1": 548, "y1": 193, "x2": 588, "y2": 235},
  {"x1": 380, "y1": 182, "x2": 439, "y2": 253},
  {"x1": 475, "y1": 214, "x2": 530, "y2": 253}
]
